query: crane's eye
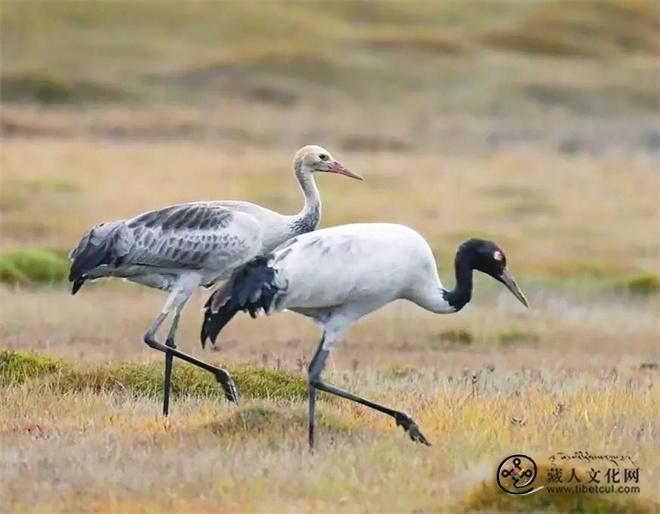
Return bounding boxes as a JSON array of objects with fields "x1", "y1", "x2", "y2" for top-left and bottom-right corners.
[
  {"x1": 493, "y1": 250, "x2": 503, "y2": 262},
  {"x1": 319, "y1": 154, "x2": 328, "y2": 161}
]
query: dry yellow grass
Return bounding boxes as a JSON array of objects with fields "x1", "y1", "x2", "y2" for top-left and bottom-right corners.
[{"x1": 1, "y1": 360, "x2": 658, "y2": 513}]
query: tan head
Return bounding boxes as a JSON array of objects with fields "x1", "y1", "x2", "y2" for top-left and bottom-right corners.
[{"x1": 293, "y1": 145, "x2": 363, "y2": 180}]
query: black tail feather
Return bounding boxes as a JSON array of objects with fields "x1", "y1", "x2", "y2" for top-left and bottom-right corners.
[
  {"x1": 201, "y1": 255, "x2": 279, "y2": 347},
  {"x1": 71, "y1": 278, "x2": 85, "y2": 295},
  {"x1": 200, "y1": 306, "x2": 240, "y2": 349}
]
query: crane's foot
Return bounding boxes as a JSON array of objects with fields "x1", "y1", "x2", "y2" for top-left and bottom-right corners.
[
  {"x1": 395, "y1": 412, "x2": 431, "y2": 446},
  {"x1": 214, "y1": 370, "x2": 239, "y2": 404}
]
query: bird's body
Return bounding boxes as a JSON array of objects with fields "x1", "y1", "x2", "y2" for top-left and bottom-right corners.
[
  {"x1": 202, "y1": 223, "x2": 529, "y2": 447},
  {"x1": 71, "y1": 202, "x2": 259, "y2": 292},
  {"x1": 262, "y1": 224, "x2": 453, "y2": 319},
  {"x1": 69, "y1": 145, "x2": 361, "y2": 415},
  {"x1": 70, "y1": 199, "x2": 313, "y2": 293},
  {"x1": 69, "y1": 144, "x2": 347, "y2": 295}
]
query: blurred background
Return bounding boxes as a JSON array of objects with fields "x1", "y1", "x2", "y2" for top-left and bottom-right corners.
[
  {"x1": 0, "y1": 0, "x2": 658, "y2": 364},
  {"x1": 1, "y1": 2, "x2": 659, "y2": 512},
  {"x1": 2, "y1": 1, "x2": 659, "y2": 149},
  {"x1": 0, "y1": 0, "x2": 657, "y2": 349}
]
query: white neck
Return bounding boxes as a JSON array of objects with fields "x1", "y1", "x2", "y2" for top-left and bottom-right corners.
[
  {"x1": 411, "y1": 276, "x2": 457, "y2": 315},
  {"x1": 289, "y1": 163, "x2": 321, "y2": 234}
]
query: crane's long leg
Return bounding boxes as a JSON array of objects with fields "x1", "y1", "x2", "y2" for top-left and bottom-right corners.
[
  {"x1": 143, "y1": 312, "x2": 239, "y2": 406},
  {"x1": 307, "y1": 341, "x2": 324, "y2": 449},
  {"x1": 162, "y1": 305, "x2": 182, "y2": 417},
  {"x1": 307, "y1": 334, "x2": 430, "y2": 448}
]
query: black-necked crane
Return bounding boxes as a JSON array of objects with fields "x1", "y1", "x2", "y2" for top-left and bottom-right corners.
[
  {"x1": 68, "y1": 145, "x2": 362, "y2": 416},
  {"x1": 201, "y1": 223, "x2": 528, "y2": 448}
]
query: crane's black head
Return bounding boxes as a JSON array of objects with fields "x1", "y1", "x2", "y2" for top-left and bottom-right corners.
[{"x1": 457, "y1": 239, "x2": 529, "y2": 308}]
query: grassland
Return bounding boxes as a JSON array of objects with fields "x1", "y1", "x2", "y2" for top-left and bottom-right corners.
[
  {"x1": 0, "y1": 140, "x2": 657, "y2": 511},
  {"x1": 1, "y1": 350, "x2": 658, "y2": 513},
  {"x1": 1, "y1": 0, "x2": 659, "y2": 512}
]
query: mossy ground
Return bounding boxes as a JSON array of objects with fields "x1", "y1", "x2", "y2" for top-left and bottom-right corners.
[
  {"x1": 619, "y1": 274, "x2": 660, "y2": 296},
  {"x1": 0, "y1": 351, "x2": 306, "y2": 401},
  {"x1": 0, "y1": 248, "x2": 69, "y2": 286}
]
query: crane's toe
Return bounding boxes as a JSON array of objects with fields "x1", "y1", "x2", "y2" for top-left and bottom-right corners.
[
  {"x1": 395, "y1": 412, "x2": 431, "y2": 446},
  {"x1": 214, "y1": 371, "x2": 239, "y2": 404}
]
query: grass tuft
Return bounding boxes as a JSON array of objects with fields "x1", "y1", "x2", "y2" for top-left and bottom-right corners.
[
  {"x1": 619, "y1": 274, "x2": 660, "y2": 296},
  {"x1": 0, "y1": 351, "x2": 307, "y2": 401},
  {"x1": 0, "y1": 248, "x2": 69, "y2": 285},
  {"x1": 230, "y1": 366, "x2": 308, "y2": 401},
  {"x1": 498, "y1": 330, "x2": 540, "y2": 345},
  {"x1": 205, "y1": 405, "x2": 354, "y2": 441},
  {"x1": 432, "y1": 329, "x2": 474, "y2": 346},
  {"x1": 0, "y1": 350, "x2": 68, "y2": 385}
]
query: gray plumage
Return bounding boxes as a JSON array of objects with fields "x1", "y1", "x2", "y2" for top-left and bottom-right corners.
[
  {"x1": 69, "y1": 202, "x2": 260, "y2": 293},
  {"x1": 68, "y1": 145, "x2": 362, "y2": 417},
  {"x1": 69, "y1": 145, "x2": 361, "y2": 295}
]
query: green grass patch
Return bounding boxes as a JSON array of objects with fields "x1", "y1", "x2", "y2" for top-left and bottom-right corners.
[
  {"x1": 0, "y1": 248, "x2": 69, "y2": 286},
  {"x1": 230, "y1": 366, "x2": 307, "y2": 401},
  {"x1": 618, "y1": 274, "x2": 660, "y2": 296},
  {"x1": 0, "y1": 351, "x2": 69, "y2": 385},
  {"x1": 0, "y1": 351, "x2": 307, "y2": 402}
]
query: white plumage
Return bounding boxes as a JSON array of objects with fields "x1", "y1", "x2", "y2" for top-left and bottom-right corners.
[
  {"x1": 267, "y1": 224, "x2": 452, "y2": 315},
  {"x1": 203, "y1": 223, "x2": 528, "y2": 447}
]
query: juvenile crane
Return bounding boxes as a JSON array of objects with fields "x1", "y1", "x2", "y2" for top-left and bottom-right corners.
[
  {"x1": 69, "y1": 145, "x2": 361, "y2": 416},
  {"x1": 201, "y1": 223, "x2": 528, "y2": 447}
]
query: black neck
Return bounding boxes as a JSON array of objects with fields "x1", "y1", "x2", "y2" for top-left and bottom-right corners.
[{"x1": 442, "y1": 246, "x2": 474, "y2": 311}]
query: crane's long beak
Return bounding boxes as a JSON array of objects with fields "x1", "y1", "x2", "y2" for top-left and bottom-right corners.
[
  {"x1": 327, "y1": 160, "x2": 363, "y2": 180},
  {"x1": 499, "y1": 268, "x2": 529, "y2": 308}
]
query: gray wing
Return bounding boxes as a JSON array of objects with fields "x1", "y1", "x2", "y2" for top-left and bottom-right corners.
[{"x1": 121, "y1": 202, "x2": 261, "y2": 270}]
